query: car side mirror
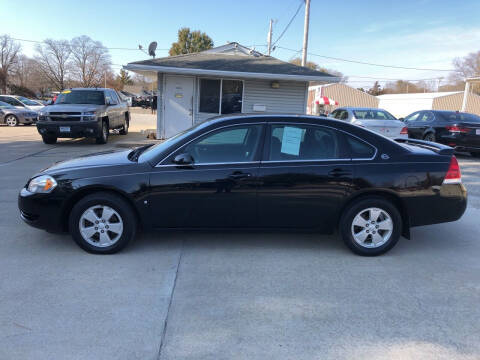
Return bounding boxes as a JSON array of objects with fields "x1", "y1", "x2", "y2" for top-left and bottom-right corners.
[
  {"x1": 173, "y1": 153, "x2": 194, "y2": 166},
  {"x1": 399, "y1": 117, "x2": 405, "y2": 122}
]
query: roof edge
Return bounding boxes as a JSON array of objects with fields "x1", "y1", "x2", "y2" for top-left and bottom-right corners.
[{"x1": 124, "y1": 64, "x2": 339, "y2": 82}]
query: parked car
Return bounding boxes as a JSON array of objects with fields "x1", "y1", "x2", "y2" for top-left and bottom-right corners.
[
  {"x1": 0, "y1": 95, "x2": 45, "y2": 112},
  {"x1": 330, "y1": 107, "x2": 408, "y2": 139},
  {"x1": 0, "y1": 101, "x2": 38, "y2": 126},
  {"x1": 18, "y1": 114, "x2": 466, "y2": 256},
  {"x1": 403, "y1": 110, "x2": 480, "y2": 157},
  {"x1": 36, "y1": 88, "x2": 130, "y2": 144}
]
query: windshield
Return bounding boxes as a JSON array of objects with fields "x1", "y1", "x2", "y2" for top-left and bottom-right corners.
[
  {"x1": 17, "y1": 96, "x2": 41, "y2": 106},
  {"x1": 55, "y1": 90, "x2": 105, "y2": 105},
  {"x1": 353, "y1": 110, "x2": 396, "y2": 120},
  {"x1": 139, "y1": 121, "x2": 210, "y2": 163},
  {"x1": 0, "y1": 101, "x2": 15, "y2": 109}
]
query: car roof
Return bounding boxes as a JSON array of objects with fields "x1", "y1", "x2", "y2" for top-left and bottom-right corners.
[
  {"x1": 336, "y1": 107, "x2": 389, "y2": 111},
  {"x1": 69, "y1": 88, "x2": 111, "y2": 91}
]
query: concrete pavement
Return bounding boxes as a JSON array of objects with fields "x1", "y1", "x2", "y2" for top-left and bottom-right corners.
[{"x1": 0, "y1": 119, "x2": 479, "y2": 360}]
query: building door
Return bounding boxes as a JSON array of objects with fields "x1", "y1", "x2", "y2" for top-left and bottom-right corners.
[{"x1": 164, "y1": 75, "x2": 194, "y2": 138}]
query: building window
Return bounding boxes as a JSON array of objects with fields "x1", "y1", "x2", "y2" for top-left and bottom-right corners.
[{"x1": 199, "y1": 79, "x2": 243, "y2": 114}]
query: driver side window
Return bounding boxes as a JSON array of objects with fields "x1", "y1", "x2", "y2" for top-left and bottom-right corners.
[{"x1": 183, "y1": 125, "x2": 262, "y2": 164}]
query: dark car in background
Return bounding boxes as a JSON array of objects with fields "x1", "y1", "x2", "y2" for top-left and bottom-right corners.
[
  {"x1": 404, "y1": 110, "x2": 480, "y2": 157},
  {"x1": 19, "y1": 114, "x2": 466, "y2": 256},
  {"x1": 36, "y1": 88, "x2": 130, "y2": 144}
]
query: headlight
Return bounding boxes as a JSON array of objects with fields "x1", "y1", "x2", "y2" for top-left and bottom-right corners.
[
  {"x1": 27, "y1": 175, "x2": 57, "y2": 193},
  {"x1": 83, "y1": 111, "x2": 97, "y2": 117}
]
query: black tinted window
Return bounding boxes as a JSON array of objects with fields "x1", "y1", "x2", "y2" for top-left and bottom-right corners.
[
  {"x1": 441, "y1": 112, "x2": 480, "y2": 122},
  {"x1": 221, "y1": 80, "x2": 243, "y2": 114},
  {"x1": 269, "y1": 125, "x2": 343, "y2": 161},
  {"x1": 184, "y1": 125, "x2": 262, "y2": 164},
  {"x1": 199, "y1": 79, "x2": 220, "y2": 113},
  {"x1": 55, "y1": 90, "x2": 105, "y2": 105},
  {"x1": 346, "y1": 135, "x2": 375, "y2": 159}
]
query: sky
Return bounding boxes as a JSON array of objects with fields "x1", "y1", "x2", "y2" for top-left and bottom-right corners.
[{"x1": 1, "y1": 0, "x2": 479, "y2": 89}]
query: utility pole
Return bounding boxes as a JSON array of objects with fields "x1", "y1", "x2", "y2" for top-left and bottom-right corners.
[
  {"x1": 267, "y1": 19, "x2": 273, "y2": 56},
  {"x1": 301, "y1": 0, "x2": 311, "y2": 66}
]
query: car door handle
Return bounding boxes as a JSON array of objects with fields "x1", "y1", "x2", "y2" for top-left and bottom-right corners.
[
  {"x1": 328, "y1": 168, "x2": 352, "y2": 177},
  {"x1": 228, "y1": 172, "x2": 252, "y2": 180}
]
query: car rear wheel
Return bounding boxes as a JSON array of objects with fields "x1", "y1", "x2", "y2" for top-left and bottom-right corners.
[
  {"x1": 96, "y1": 120, "x2": 109, "y2": 144},
  {"x1": 69, "y1": 192, "x2": 136, "y2": 254},
  {"x1": 5, "y1": 115, "x2": 18, "y2": 126},
  {"x1": 423, "y1": 133, "x2": 435, "y2": 142},
  {"x1": 42, "y1": 134, "x2": 57, "y2": 144},
  {"x1": 340, "y1": 197, "x2": 402, "y2": 256}
]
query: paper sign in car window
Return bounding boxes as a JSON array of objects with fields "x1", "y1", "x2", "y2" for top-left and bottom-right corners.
[{"x1": 281, "y1": 126, "x2": 303, "y2": 156}]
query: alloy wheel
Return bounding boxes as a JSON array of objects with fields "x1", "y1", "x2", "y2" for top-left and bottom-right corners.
[
  {"x1": 79, "y1": 205, "x2": 123, "y2": 247},
  {"x1": 6, "y1": 115, "x2": 18, "y2": 126},
  {"x1": 351, "y1": 207, "x2": 393, "y2": 248}
]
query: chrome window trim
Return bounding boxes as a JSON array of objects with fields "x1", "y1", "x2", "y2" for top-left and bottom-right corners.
[
  {"x1": 157, "y1": 161, "x2": 261, "y2": 168},
  {"x1": 155, "y1": 122, "x2": 267, "y2": 167},
  {"x1": 268, "y1": 121, "x2": 378, "y2": 161},
  {"x1": 261, "y1": 159, "x2": 351, "y2": 164}
]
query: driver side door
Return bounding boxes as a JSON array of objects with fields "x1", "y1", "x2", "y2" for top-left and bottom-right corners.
[{"x1": 148, "y1": 123, "x2": 265, "y2": 228}]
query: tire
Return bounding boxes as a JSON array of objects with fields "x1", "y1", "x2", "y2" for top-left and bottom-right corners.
[
  {"x1": 42, "y1": 134, "x2": 57, "y2": 144},
  {"x1": 69, "y1": 192, "x2": 137, "y2": 254},
  {"x1": 339, "y1": 196, "x2": 402, "y2": 256},
  {"x1": 5, "y1": 115, "x2": 18, "y2": 127},
  {"x1": 119, "y1": 115, "x2": 129, "y2": 135},
  {"x1": 423, "y1": 133, "x2": 435, "y2": 142},
  {"x1": 96, "y1": 120, "x2": 109, "y2": 144},
  {"x1": 470, "y1": 152, "x2": 480, "y2": 158}
]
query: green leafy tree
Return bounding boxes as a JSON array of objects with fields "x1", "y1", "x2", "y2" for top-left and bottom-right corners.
[
  {"x1": 117, "y1": 69, "x2": 133, "y2": 90},
  {"x1": 169, "y1": 27, "x2": 213, "y2": 56}
]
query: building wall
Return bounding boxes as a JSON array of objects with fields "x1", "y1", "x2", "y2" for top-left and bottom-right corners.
[
  {"x1": 193, "y1": 77, "x2": 308, "y2": 124},
  {"x1": 307, "y1": 83, "x2": 378, "y2": 114},
  {"x1": 433, "y1": 92, "x2": 480, "y2": 115}
]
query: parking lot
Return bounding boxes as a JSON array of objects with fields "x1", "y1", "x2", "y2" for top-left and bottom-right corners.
[{"x1": 1, "y1": 117, "x2": 480, "y2": 360}]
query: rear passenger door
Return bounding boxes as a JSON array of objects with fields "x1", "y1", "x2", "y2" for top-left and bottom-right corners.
[{"x1": 256, "y1": 122, "x2": 354, "y2": 230}]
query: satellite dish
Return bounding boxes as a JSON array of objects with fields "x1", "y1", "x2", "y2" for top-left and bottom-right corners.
[{"x1": 148, "y1": 42, "x2": 157, "y2": 58}]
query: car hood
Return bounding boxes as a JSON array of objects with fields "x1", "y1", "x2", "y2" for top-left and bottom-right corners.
[
  {"x1": 41, "y1": 149, "x2": 134, "y2": 174},
  {"x1": 1, "y1": 107, "x2": 33, "y2": 115},
  {"x1": 43, "y1": 104, "x2": 104, "y2": 113}
]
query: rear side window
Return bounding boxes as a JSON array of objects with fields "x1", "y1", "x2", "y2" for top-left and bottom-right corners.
[
  {"x1": 269, "y1": 124, "x2": 345, "y2": 161},
  {"x1": 441, "y1": 112, "x2": 480, "y2": 122},
  {"x1": 346, "y1": 135, "x2": 375, "y2": 159}
]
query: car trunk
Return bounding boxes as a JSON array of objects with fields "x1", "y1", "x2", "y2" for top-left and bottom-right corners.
[{"x1": 362, "y1": 119, "x2": 405, "y2": 138}]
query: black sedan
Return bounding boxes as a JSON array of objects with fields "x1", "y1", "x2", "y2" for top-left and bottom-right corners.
[
  {"x1": 18, "y1": 114, "x2": 467, "y2": 256},
  {"x1": 404, "y1": 110, "x2": 480, "y2": 157}
]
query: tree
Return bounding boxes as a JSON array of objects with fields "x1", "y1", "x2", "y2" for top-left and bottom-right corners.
[
  {"x1": 0, "y1": 35, "x2": 21, "y2": 94},
  {"x1": 289, "y1": 57, "x2": 348, "y2": 83},
  {"x1": 367, "y1": 81, "x2": 384, "y2": 96},
  {"x1": 35, "y1": 39, "x2": 72, "y2": 90},
  {"x1": 448, "y1": 51, "x2": 480, "y2": 94},
  {"x1": 70, "y1": 35, "x2": 111, "y2": 87},
  {"x1": 169, "y1": 27, "x2": 213, "y2": 56},
  {"x1": 117, "y1": 69, "x2": 133, "y2": 90}
]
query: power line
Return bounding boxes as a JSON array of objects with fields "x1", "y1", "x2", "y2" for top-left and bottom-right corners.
[
  {"x1": 272, "y1": 1, "x2": 303, "y2": 47},
  {"x1": 277, "y1": 45, "x2": 459, "y2": 72}
]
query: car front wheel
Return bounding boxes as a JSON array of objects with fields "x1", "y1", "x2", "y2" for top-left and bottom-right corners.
[
  {"x1": 69, "y1": 192, "x2": 136, "y2": 254},
  {"x1": 96, "y1": 120, "x2": 109, "y2": 144},
  {"x1": 340, "y1": 197, "x2": 402, "y2": 256},
  {"x1": 5, "y1": 115, "x2": 18, "y2": 126}
]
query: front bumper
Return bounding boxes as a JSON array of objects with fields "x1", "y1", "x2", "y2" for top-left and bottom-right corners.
[
  {"x1": 36, "y1": 120, "x2": 101, "y2": 138},
  {"x1": 18, "y1": 188, "x2": 65, "y2": 232}
]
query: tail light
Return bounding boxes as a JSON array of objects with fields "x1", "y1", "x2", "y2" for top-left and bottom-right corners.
[
  {"x1": 446, "y1": 125, "x2": 469, "y2": 133},
  {"x1": 400, "y1": 127, "x2": 408, "y2": 135},
  {"x1": 443, "y1": 156, "x2": 461, "y2": 184}
]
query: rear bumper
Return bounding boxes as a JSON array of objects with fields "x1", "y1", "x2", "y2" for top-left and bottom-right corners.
[
  {"x1": 407, "y1": 183, "x2": 467, "y2": 227},
  {"x1": 18, "y1": 188, "x2": 65, "y2": 232},
  {"x1": 36, "y1": 120, "x2": 101, "y2": 138},
  {"x1": 439, "y1": 134, "x2": 480, "y2": 153}
]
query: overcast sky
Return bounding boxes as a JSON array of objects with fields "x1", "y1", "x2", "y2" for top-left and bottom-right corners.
[{"x1": 1, "y1": 0, "x2": 479, "y2": 88}]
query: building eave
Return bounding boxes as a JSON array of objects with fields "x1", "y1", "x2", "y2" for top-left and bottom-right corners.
[{"x1": 123, "y1": 64, "x2": 339, "y2": 82}]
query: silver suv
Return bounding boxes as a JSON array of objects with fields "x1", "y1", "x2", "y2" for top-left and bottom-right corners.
[{"x1": 37, "y1": 88, "x2": 130, "y2": 144}]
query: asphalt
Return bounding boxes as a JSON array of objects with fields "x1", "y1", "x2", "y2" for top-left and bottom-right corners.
[{"x1": 1, "y1": 119, "x2": 479, "y2": 360}]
